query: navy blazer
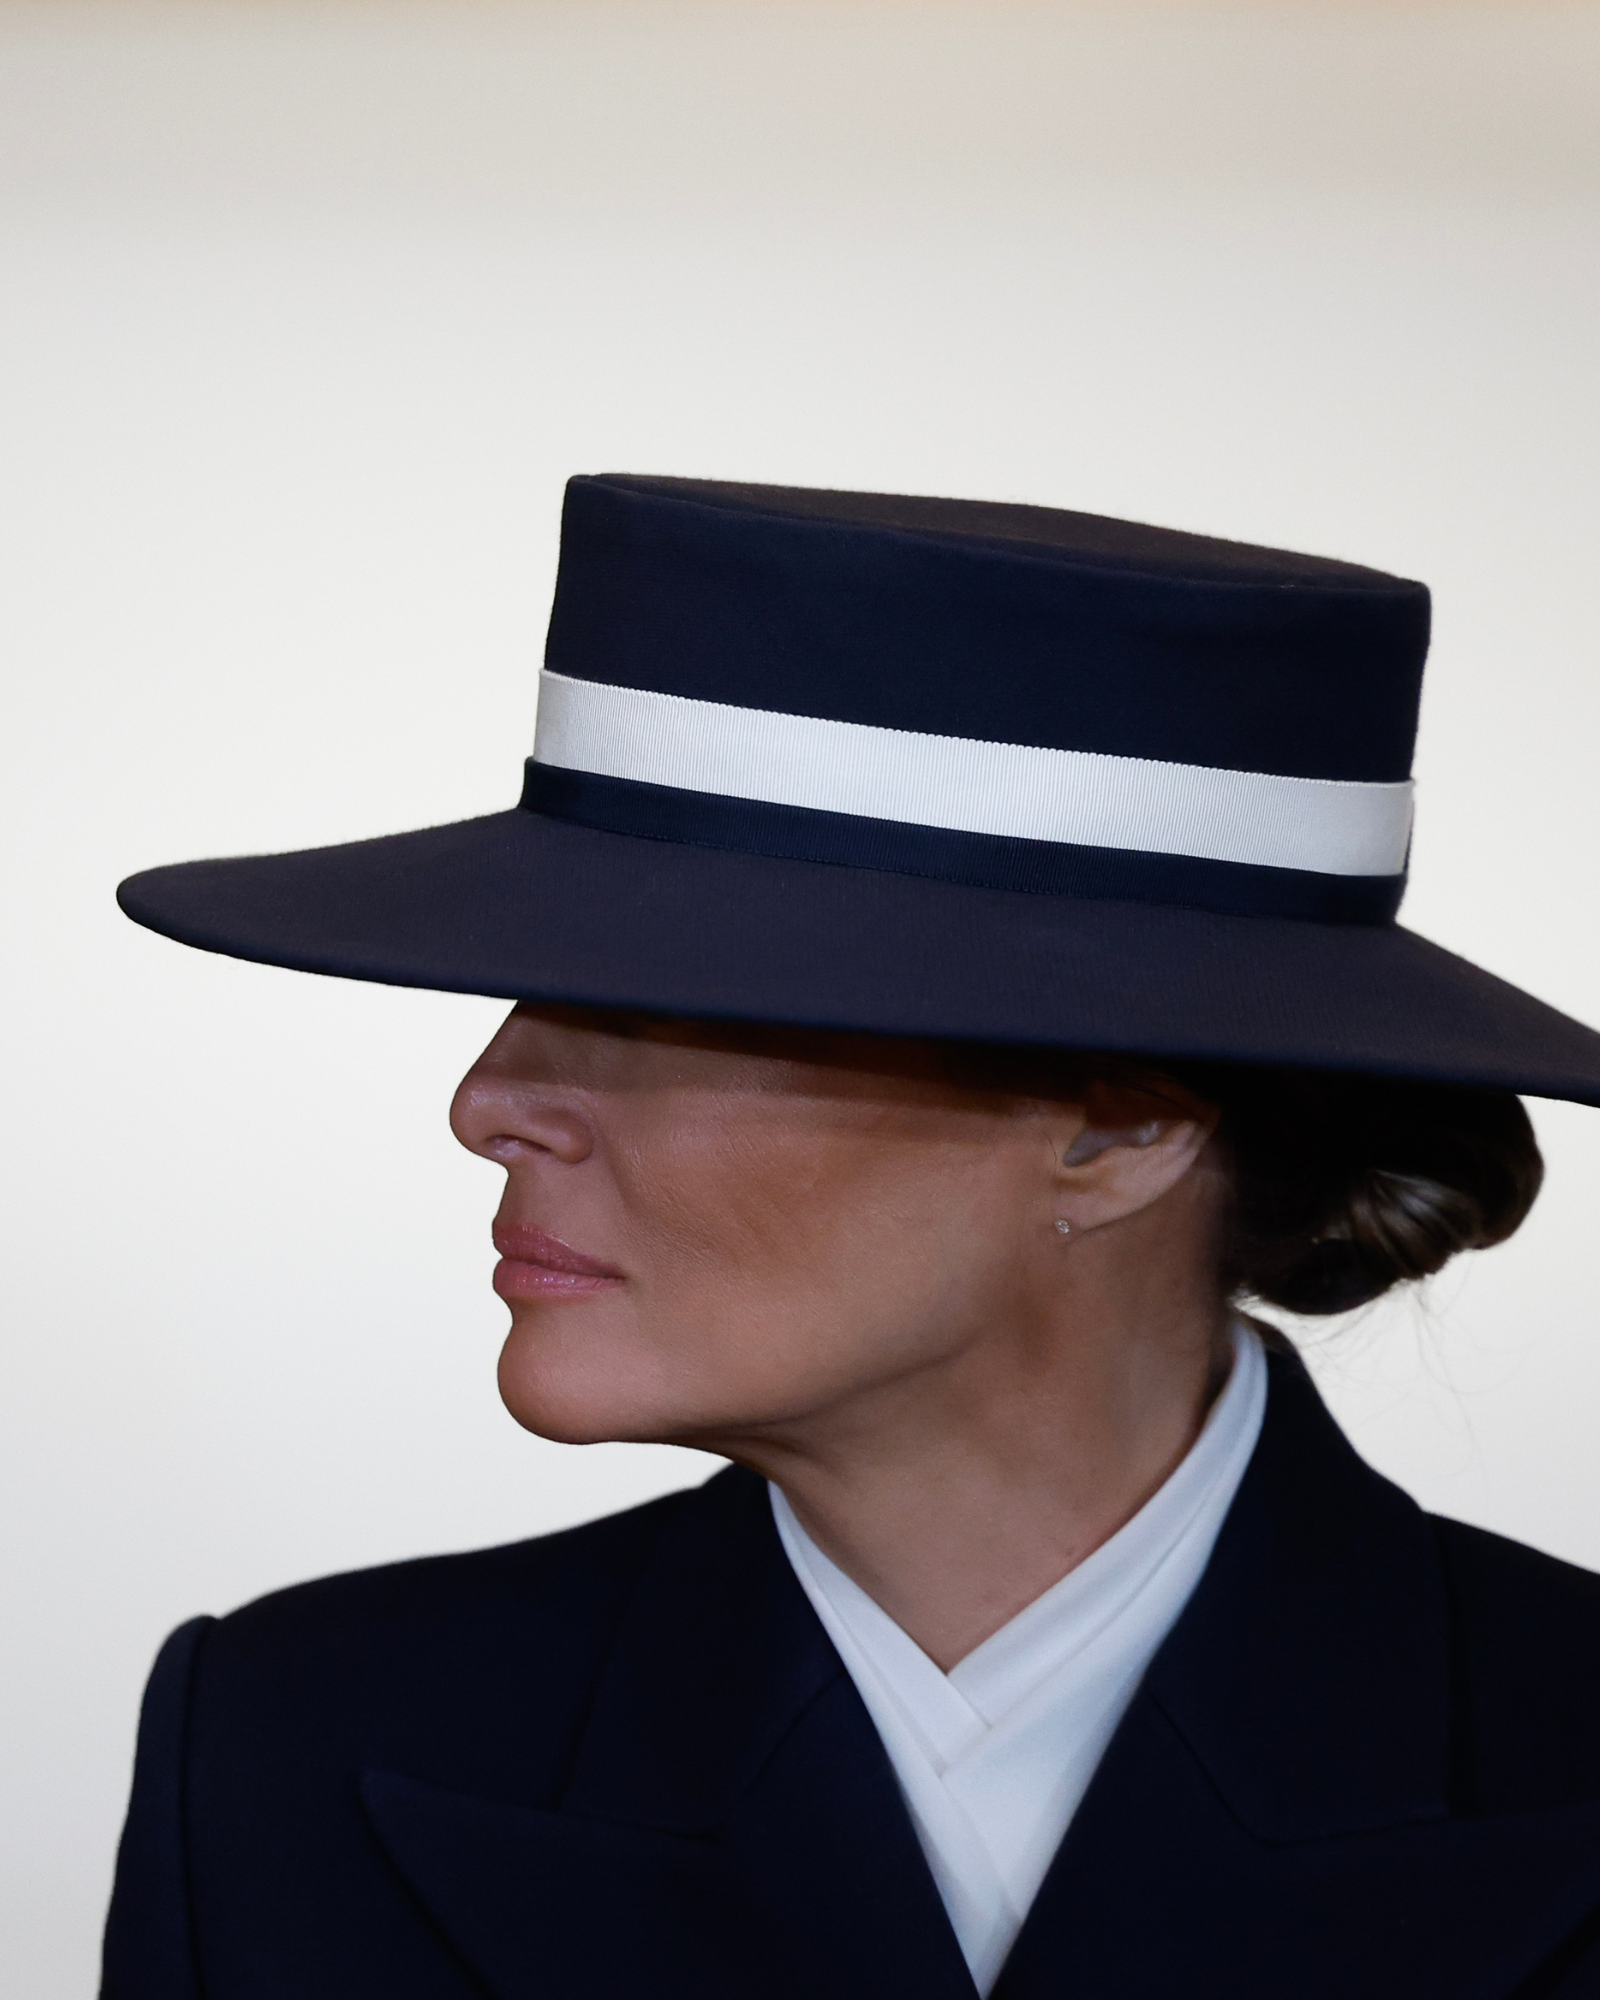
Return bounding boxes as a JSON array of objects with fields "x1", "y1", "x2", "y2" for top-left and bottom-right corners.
[{"x1": 103, "y1": 1352, "x2": 1600, "y2": 1998}]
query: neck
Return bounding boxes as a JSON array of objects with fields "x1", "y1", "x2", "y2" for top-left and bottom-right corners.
[{"x1": 713, "y1": 1236, "x2": 1232, "y2": 1672}]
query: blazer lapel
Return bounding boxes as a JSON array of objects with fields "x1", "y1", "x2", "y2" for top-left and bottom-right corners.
[
  {"x1": 996, "y1": 1352, "x2": 1600, "y2": 2000},
  {"x1": 363, "y1": 1467, "x2": 974, "y2": 2000}
]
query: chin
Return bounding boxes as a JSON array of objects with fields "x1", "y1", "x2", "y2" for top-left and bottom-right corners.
[
  {"x1": 495, "y1": 1317, "x2": 701, "y2": 1447},
  {"x1": 494, "y1": 1309, "x2": 814, "y2": 1451}
]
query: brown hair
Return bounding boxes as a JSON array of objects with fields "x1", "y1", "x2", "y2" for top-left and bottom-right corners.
[{"x1": 1192, "y1": 1065, "x2": 1544, "y2": 1316}]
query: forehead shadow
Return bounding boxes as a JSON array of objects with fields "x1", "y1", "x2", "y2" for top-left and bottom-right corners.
[{"x1": 513, "y1": 1003, "x2": 1095, "y2": 1105}]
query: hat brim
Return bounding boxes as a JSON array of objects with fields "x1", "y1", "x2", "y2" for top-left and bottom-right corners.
[{"x1": 117, "y1": 807, "x2": 1600, "y2": 1106}]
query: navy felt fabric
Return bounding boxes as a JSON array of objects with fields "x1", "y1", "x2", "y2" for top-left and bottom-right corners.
[
  {"x1": 548, "y1": 478, "x2": 1430, "y2": 781},
  {"x1": 102, "y1": 1355, "x2": 1600, "y2": 1999},
  {"x1": 112, "y1": 474, "x2": 1600, "y2": 1101},
  {"x1": 117, "y1": 808, "x2": 1600, "y2": 1104}
]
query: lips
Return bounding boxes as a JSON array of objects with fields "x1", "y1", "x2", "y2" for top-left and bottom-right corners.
[{"x1": 492, "y1": 1222, "x2": 624, "y2": 1301}]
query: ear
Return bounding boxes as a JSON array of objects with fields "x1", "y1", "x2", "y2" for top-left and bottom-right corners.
[{"x1": 1051, "y1": 1078, "x2": 1219, "y2": 1235}]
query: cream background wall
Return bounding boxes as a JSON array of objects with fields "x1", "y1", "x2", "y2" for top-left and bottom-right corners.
[{"x1": 3, "y1": 3, "x2": 1599, "y2": 1990}]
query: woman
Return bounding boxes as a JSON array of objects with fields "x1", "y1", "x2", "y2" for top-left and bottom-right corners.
[{"x1": 105, "y1": 476, "x2": 1600, "y2": 1998}]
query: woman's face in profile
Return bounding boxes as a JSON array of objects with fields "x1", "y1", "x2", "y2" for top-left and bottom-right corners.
[{"x1": 450, "y1": 1003, "x2": 1109, "y2": 1453}]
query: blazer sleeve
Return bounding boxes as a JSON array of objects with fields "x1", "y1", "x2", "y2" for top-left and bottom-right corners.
[{"x1": 100, "y1": 1616, "x2": 215, "y2": 2000}]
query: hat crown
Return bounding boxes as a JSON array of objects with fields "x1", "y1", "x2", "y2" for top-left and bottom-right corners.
[{"x1": 545, "y1": 474, "x2": 1430, "y2": 786}]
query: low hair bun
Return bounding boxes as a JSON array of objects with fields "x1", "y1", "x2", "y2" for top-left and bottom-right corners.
[{"x1": 1198, "y1": 1071, "x2": 1544, "y2": 1318}]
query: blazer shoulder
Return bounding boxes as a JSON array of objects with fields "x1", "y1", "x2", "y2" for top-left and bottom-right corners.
[
  {"x1": 102, "y1": 1617, "x2": 213, "y2": 1999},
  {"x1": 187, "y1": 1470, "x2": 747, "y2": 1790},
  {"x1": 217, "y1": 1468, "x2": 731, "y2": 1656},
  {"x1": 1431, "y1": 1513, "x2": 1600, "y2": 1813}
]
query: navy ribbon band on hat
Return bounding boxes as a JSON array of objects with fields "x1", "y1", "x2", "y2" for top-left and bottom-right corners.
[
  {"x1": 521, "y1": 671, "x2": 1411, "y2": 924},
  {"x1": 520, "y1": 764, "x2": 1405, "y2": 922}
]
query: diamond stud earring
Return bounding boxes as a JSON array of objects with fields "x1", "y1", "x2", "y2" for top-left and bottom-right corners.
[{"x1": 1054, "y1": 1219, "x2": 1072, "y2": 1236}]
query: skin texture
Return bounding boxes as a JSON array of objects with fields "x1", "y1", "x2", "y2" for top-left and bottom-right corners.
[{"x1": 452, "y1": 1003, "x2": 1233, "y2": 1670}]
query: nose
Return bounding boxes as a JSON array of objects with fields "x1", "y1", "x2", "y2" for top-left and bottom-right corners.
[{"x1": 449, "y1": 1013, "x2": 597, "y2": 1169}]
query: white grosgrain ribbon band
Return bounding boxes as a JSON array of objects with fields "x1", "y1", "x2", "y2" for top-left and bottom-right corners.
[{"x1": 532, "y1": 670, "x2": 1414, "y2": 879}]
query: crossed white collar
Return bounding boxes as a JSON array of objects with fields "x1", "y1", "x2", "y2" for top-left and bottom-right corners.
[{"x1": 771, "y1": 1321, "x2": 1268, "y2": 1994}]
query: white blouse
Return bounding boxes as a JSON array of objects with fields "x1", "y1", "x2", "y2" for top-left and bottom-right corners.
[{"x1": 770, "y1": 1321, "x2": 1267, "y2": 1994}]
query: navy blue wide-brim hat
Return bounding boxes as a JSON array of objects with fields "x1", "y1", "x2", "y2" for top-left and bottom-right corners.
[{"x1": 119, "y1": 475, "x2": 1600, "y2": 1105}]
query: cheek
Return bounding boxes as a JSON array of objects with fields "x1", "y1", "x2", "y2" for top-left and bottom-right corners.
[
  {"x1": 629, "y1": 1116, "x2": 1034, "y2": 1403},
  {"x1": 632, "y1": 1111, "x2": 967, "y2": 1289},
  {"x1": 496, "y1": 1099, "x2": 1041, "y2": 1444}
]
